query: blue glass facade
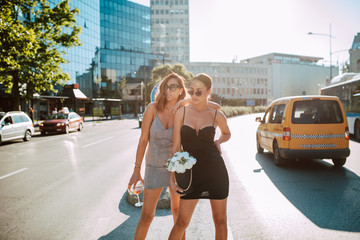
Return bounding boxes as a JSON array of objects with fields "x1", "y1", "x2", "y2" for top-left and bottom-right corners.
[
  {"x1": 99, "y1": 0, "x2": 162, "y2": 99},
  {"x1": 49, "y1": 0, "x2": 101, "y2": 99}
]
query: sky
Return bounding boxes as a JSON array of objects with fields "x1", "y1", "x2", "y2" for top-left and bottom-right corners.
[{"x1": 131, "y1": 0, "x2": 360, "y2": 68}]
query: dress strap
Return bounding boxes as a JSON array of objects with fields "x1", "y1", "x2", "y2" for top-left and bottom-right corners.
[
  {"x1": 213, "y1": 110, "x2": 218, "y2": 126},
  {"x1": 183, "y1": 106, "x2": 186, "y2": 122}
]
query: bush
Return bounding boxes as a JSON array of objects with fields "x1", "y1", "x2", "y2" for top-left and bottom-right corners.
[{"x1": 220, "y1": 106, "x2": 267, "y2": 118}]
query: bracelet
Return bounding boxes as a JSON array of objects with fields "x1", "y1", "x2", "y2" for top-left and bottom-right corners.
[{"x1": 134, "y1": 166, "x2": 141, "y2": 168}]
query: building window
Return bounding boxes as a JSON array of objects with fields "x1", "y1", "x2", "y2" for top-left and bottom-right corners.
[{"x1": 357, "y1": 59, "x2": 360, "y2": 70}]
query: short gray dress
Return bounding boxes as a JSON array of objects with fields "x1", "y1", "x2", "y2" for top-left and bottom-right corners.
[{"x1": 144, "y1": 114, "x2": 173, "y2": 189}]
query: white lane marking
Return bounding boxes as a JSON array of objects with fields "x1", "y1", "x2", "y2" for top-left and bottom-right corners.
[
  {"x1": 81, "y1": 137, "x2": 114, "y2": 148},
  {"x1": 0, "y1": 168, "x2": 29, "y2": 181}
]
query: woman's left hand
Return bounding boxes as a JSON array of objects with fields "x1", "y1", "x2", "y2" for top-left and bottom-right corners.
[
  {"x1": 170, "y1": 99, "x2": 190, "y2": 113},
  {"x1": 214, "y1": 139, "x2": 222, "y2": 155}
]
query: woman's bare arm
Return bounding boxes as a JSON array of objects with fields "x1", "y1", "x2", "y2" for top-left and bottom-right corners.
[
  {"x1": 128, "y1": 103, "x2": 156, "y2": 190},
  {"x1": 214, "y1": 111, "x2": 231, "y2": 154},
  {"x1": 170, "y1": 107, "x2": 185, "y2": 195}
]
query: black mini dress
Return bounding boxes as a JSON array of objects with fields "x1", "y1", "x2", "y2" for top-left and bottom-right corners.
[{"x1": 180, "y1": 108, "x2": 229, "y2": 200}]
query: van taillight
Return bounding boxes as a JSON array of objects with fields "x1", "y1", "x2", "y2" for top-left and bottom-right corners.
[
  {"x1": 283, "y1": 127, "x2": 291, "y2": 141},
  {"x1": 345, "y1": 127, "x2": 350, "y2": 140}
]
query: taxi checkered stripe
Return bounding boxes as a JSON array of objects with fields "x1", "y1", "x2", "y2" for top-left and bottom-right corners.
[
  {"x1": 291, "y1": 134, "x2": 345, "y2": 139},
  {"x1": 301, "y1": 144, "x2": 337, "y2": 148}
]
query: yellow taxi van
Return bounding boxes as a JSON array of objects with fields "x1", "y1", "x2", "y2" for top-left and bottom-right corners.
[{"x1": 255, "y1": 95, "x2": 350, "y2": 167}]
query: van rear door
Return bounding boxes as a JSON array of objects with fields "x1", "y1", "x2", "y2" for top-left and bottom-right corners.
[{"x1": 289, "y1": 99, "x2": 348, "y2": 150}]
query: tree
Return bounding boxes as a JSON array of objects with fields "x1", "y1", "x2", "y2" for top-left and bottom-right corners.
[
  {"x1": 119, "y1": 76, "x2": 127, "y2": 100},
  {"x1": 0, "y1": 0, "x2": 81, "y2": 110},
  {"x1": 341, "y1": 61, "x2": 350, "y2": 74},
  {"x1": 146, "y1": 64, "x2": 194, "y2": 103}
]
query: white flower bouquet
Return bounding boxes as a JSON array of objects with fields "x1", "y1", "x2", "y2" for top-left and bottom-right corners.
[
  {"x1": 165, "y1": 151, "x2": 197, "y2": 173},
  {"x1": 165, "y1": 151, "x2": 197, "y2": 193}
]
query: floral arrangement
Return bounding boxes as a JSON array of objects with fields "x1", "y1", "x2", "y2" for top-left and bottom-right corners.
[{"x1": 165, "y1": 151, "x2": 197, "y2": 173}]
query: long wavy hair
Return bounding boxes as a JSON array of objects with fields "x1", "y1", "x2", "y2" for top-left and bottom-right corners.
[{"x1": 155, "y1": 72, "x2": 187, "y2": 112}]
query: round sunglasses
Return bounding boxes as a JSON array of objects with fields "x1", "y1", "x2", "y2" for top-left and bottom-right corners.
[{"x1": 164, "y1": 84, "x2": 180, "y2": 92}]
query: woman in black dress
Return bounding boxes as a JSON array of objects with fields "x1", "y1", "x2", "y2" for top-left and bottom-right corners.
[{"x1": 169, "y1": 73, "x2": 231, "y2": 240}]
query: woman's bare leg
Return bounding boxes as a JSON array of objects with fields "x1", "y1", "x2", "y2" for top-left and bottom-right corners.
[
  {"x1": 134, "y1": 188, "x2": 163, "y2": 240},
  {"x1": 168, "y1": 199, "x2": 199, "y2": 240},
  {"x1": 210, "y1": 198, "x2": 228, "y2": 240},
  {"x1": 169, "y1": 187, "x2": 185, "y2": 240}
]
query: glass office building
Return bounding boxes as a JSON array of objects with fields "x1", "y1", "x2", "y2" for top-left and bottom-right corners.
[
  {"x1": 48, "y1": 0, "x2": 101, "y2": 99},
  {"x1": 99, "y1": 0, "x2": 162, "y2": 100}
]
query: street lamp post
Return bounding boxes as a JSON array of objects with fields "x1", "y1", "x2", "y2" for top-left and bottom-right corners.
[{"x1": 308, "y1": 23, "x2": 335, "y2": 81}]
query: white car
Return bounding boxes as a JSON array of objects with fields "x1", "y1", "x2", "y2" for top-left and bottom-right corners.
[{"x1": 0, "y1": 111, "x2": 35, "y2": 145}]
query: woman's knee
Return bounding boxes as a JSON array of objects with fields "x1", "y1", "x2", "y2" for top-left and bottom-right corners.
[
  {"x1": 213, "y1": 216, "x2": 227, "y2": 229},
  {"x1": 171, "y1": 205, "x2": 179, "y2": 216},
  {"x1": 174, "y1": 216, "x2": 191, "y2": 229},
  {"x1": 139, "y1": 211, "x2": 155, "y2": 224}
]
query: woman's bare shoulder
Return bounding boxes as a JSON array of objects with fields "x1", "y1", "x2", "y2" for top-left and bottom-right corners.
[
  {"x1": 145, "y1": 102, "x2": 157, "y2": 112},
  {"x1": 216, "y1": 110, "x2": 227, "y2": 121}
]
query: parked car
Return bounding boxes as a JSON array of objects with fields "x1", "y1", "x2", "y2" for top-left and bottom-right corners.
[
  {"x1": 255, "y1": 95, "x2": 350, "y2": 167},
  {"x1": 0, "y1": 111, "x2": 35, "y2": 145},
  {"x1": 39, "y1": 111, "x2": 83, "y2": 135}
]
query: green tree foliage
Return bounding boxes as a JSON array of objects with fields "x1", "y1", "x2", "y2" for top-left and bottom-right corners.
[
  {"x1": 0, "y1": 0, "x2": 81, "y2": 110},
  {"x1": 146, "y1": 64, "x2": 194, "y2": 103},
  {"x1": 119, "y1": 76, "x2": 127, "y2": 99},
  {"x1": 341, "y1": 61, "x2": 350, "y2": 74}
]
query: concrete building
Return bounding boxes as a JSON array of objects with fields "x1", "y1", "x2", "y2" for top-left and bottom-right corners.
[
  {"x1": 187, "y1": 53, "x2": 338, "y2": 104},
  {"x1": 150, "y1": 0, "x2": 190, "y2": 64},
  {"x1": 349, "y1": 32, "x2": 360, "y2": 73},
  {"x1": 242, "y1": 53, "x2": 338, "y2": 100},
  {"x1": 186, "y1": 62, "x2": 271, "y2": 105}
]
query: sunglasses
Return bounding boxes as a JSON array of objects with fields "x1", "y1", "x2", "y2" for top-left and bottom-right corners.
[
  {"x1": 188, "y1": 89, "x2": 204, "y2": 97},
  {"x1": 164, "y1": 84, "x2": 180, "y2": 92}
]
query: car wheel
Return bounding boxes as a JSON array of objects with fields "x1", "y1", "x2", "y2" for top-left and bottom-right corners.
[
  {"x1": 65, "y1": 125, "x2": 69, "y2": 134},
  {"x1": 41, "y1": 131, "x2": 46, "y2": 136},
  {"x1": 0, "y1": 136, "x2": 2, "y2": 146},
  {"x1": 332, "y1": 158, "x2": 346, "y2": 167},
  {"x1": 273, "y1": 141, "x2": 285, "y2": 166},
  {"x1": 355, "y1": 120, "x2": 360, "y2": 140},
  {"x1": 77, "y1": 123, "x2": 83, "y2": 131},
  {"x1": 23, "y1": 130, "x2": 32, "y2": 141},
  {"x1": 256, "y1": 135, "x2": 264, "y2": 153}
]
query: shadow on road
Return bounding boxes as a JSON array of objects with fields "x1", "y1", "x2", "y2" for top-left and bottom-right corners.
[
  {"x1": 350, "y1": 135, "x2": 360, "y2": 143},
  {"x1": 98, "y1": 191, "x2": 172, "y2": 239},
  {"x1": 255, "y1": 153, "x2": 360, "y2": 232}
]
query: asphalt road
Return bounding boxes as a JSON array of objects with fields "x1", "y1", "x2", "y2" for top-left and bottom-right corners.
[{"x1": 0, "y1": 114, "x2": 359, "y2": 240}]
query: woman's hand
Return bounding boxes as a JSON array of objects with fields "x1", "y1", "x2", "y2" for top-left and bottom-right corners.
[
  {"x1": 170, "y1": 173, "x2": 185, "y2": 196},
  {"x1": 214, "y1": 139, "x2": 222, "y2": 155},
  {"x1": 128, "y1": 170, "x2": 144, "y2": 190},
  {"x1": 170, "y1": 99, "x2": 190, "y2": 113}
]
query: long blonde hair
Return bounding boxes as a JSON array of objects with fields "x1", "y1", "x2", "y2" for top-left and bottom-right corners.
[{"x1": 155, "y1": 72, "x2": 187, "y2": 112}]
